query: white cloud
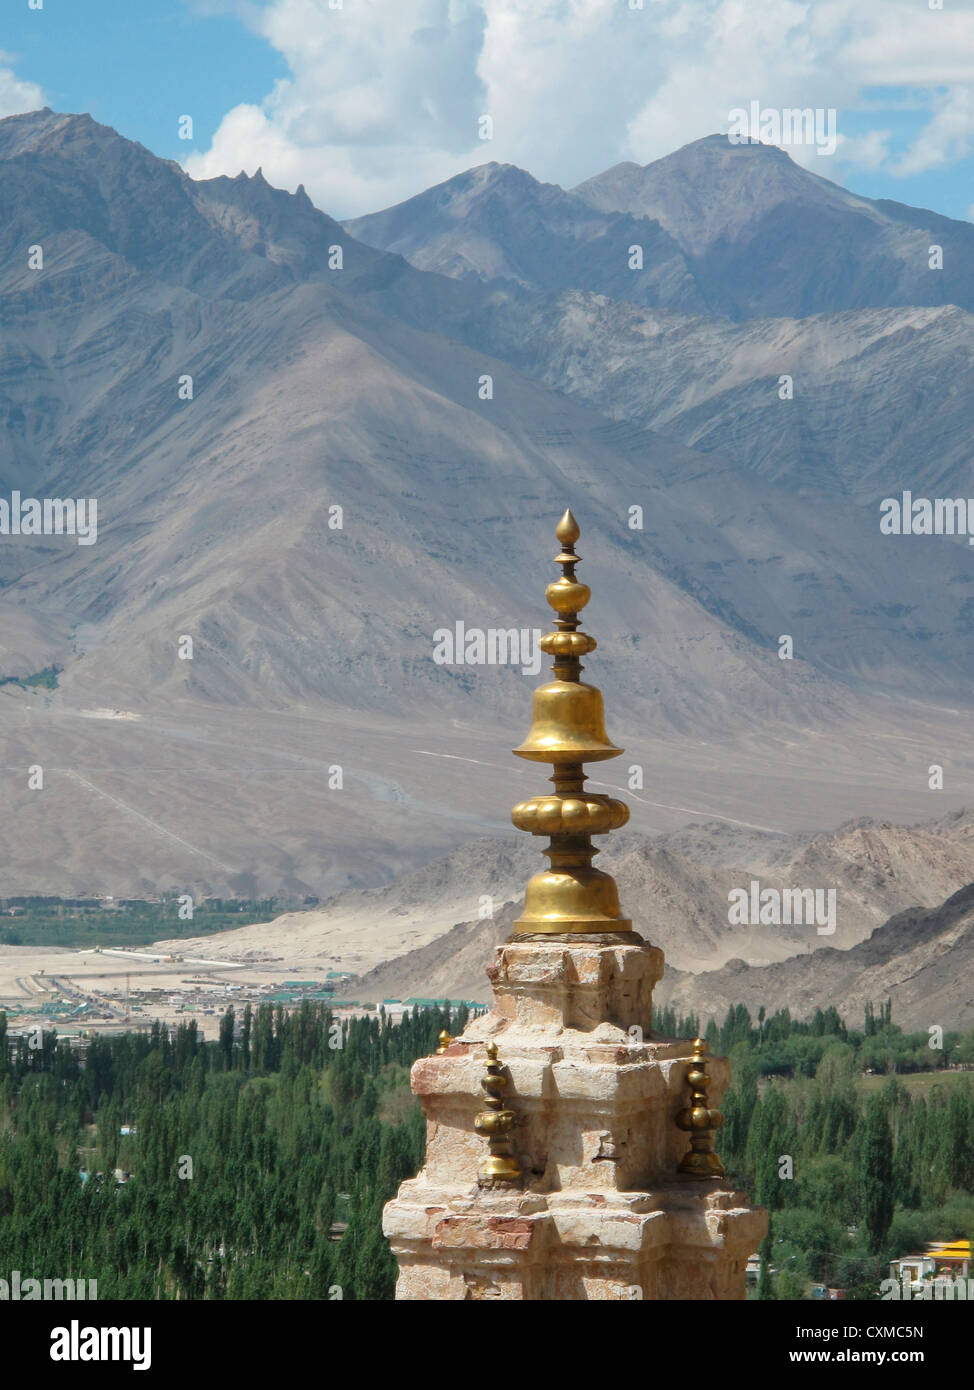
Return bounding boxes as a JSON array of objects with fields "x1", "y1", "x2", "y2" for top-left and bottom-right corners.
[
  {"x1": 894, "y1": 87, "x2": 974, "y2": 176},
  {"x1": 184, "y1": 0, "x2": 974, "y2": 217},
  {"x1": 834, "y1": 129, "x2": 893, "y2": 172},
  {"x1": 0, "y1": 51, "x2": 45, "y2": 119},
  {"x1": 185, "y1": 0, "x2": 492, "y2": 213}
]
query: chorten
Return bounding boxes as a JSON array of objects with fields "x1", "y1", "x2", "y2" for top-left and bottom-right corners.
[{"x1": 383, "y1": 511, "x2": 766, "y2": 1299}]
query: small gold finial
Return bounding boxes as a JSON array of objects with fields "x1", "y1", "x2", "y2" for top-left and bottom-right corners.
[
  {"x1": 675, "y1": 1038, "x2": 725, "y2": 1179},
  {"x1": 510, "y1": 512, "x2": 631, "y2": 934},
  {"x1": 435, "y1": 1029, "x2": 452, "y2": 1055},
  {"x1": 555, "y1": 508, "x2": 580, "y2": 546},
  {"x1": 473, "y1": 1041, "x2": 521, "y2": 1185}
]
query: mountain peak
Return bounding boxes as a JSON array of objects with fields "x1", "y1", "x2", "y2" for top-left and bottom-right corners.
[
  {"x1": 573, "y1": 132, "x2": 865, "y2": 253},
  {"x1": 682, "y1": 132, "x2": 793, "y2": 154},
  {"x1": 341, "y1": 159, "x2": 565, "y2": 281},
  {"x1": 0, "y1": 107, "x2": 160, "y2": 170}
]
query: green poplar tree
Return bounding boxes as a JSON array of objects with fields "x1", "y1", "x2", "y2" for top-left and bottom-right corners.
[{"x1": 860, "y1": 1095, "x2": 894, "y2": 1253}]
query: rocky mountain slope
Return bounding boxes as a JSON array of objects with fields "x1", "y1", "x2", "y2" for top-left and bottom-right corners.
[
  {"x1": 656, "y1": 882, "x2": 974, "y2": 1033},
  {"x1": 473, "y1": 293, "x2": 974, "y2": 501}
]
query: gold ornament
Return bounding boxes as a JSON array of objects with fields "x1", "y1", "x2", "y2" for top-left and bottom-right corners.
[
  {"x1": 474, "y1": 1042, "x2": 521, "y2": 1184},
  {"x1": 676, "y1": 1038, "x2": 725, "y2": 1179},
  {"x1": 512, "y1": 510, "x2": 631, "y2": 934}
]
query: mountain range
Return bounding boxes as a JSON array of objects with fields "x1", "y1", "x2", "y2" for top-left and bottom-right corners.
[
  {"x1": 347, "y1": 137, "x2": 974, "y2": 320},
  {"x1": 2, "y1": 109, "x2": 974, "y2": 909}
]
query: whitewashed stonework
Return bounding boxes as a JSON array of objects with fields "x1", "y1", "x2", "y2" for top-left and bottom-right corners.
[{"x1": 384, "y1": 938, "x2": 767, "y2": 1299}]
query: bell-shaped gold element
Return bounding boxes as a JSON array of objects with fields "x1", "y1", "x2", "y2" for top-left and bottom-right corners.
[
  {"x1": 519, "y1": 864, "x2": 630, "y2": 934},
  {"x1": 514, "y1": 679, "x2": 622, "y2": 764},
  {"x1": 511, "y1": 510, "x2": 633, "y2": 937}
]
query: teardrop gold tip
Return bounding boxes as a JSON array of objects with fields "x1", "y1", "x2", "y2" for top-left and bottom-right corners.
[{"x1": 556, "y1": 509, "x2": 580, "y2": 545}]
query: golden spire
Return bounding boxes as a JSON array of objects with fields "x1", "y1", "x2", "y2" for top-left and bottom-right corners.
[{"x1": 511, "y1": 510, "x2": 631, "y2": 934}]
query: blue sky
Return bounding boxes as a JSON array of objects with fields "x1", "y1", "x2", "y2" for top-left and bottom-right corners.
[
  {"x1": 3, "y1": 0, "x2": 974, "y2": 222},
  {"x1": 3, "y1": 1, "x2": 287, "y2": 164}
]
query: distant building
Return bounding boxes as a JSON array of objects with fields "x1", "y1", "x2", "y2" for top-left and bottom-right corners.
[
  {"x1": 401, "y1": 997, "x2": 483, "y2": 1008},
  {"x1": 891, "y1": 1240, "x2": 972, "y2": 1291},
  {"x1": 927, "y1": 1239, "x2": 972, "y2": 1276}
]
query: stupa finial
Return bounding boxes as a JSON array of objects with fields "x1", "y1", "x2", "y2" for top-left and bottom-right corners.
[{"x1": 511, "y1": 513, "x2": 632, "y2": 934}]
